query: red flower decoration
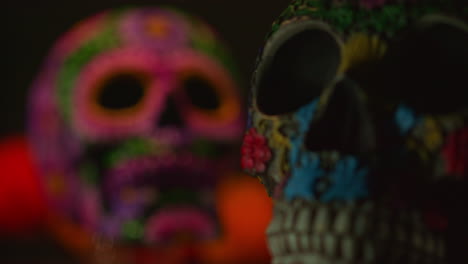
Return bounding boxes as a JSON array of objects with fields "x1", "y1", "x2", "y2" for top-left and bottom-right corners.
[
  {"x1": 442, "y1": 127, "x2": 468, "y2": 179},
  {"x1": 241, "y1": 128, "x2": 272, "y2": 173}
]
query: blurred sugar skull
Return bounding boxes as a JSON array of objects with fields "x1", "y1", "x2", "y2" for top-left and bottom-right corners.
[
  {"x1": 243, "y1": 0, "x2": 467, "y2": 263},
  {"x1": 29, "y1": 7, "x2": 244, "y2": 245}
]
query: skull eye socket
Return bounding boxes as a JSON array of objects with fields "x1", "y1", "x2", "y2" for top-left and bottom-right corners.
[
  {"x1": 172, "y1": 51, "x2": 242, "y2": 139},
  {"x1": 182, "y1": 76, "x2": 220, "y2": 110},
  {"x1": 383, "y1": 17, "x2": 468, "y2": 114},
  {"x1": 96, "y1": 73, "x2": 147, "y2": 111},
  {"x1": 256, "y1": 27, "x2": 341, "y2": 115}
]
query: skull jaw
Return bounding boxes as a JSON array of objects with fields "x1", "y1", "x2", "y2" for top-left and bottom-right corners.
[
  {"x1": 266, "y1": 199, "x2": 446, "y2": 264},
  {"x1": 89, "y1": 152, "x2": 222, "y2": 244},
  {"x1": 144, "y1": 206, "x2": 217, "y2": 244}
]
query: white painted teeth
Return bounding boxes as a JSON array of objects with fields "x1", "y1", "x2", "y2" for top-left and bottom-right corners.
[
  {"x1": 299, "y1": 234, "x2": 310, "y2": 251},
  {"x1": 314, "y1": 206, "x2": 329, "y2": 233},
  {"x1": 354, "y1": 212, "x2": 367, "y2": 236},
  {"x1": 288, "y1": 233, "x2": 300, "y2": 252},
  {"x1": 334, "y1": 209, "x2": 351, "y2": 234},
  {"x1": 295, "y1": 207, "x2": 311, "y2": 233},
  {"x1": 342, "y1": 236, "x2": 355, "y2": 261},
  {"x1": 284, "y1": 209, "x2": 296, "y2": 230},
  {"x1": 267, "y1": 199, "x2": 446, "y2": 263},
  {"x1": 323, "y1": 233, "x2": 336, "y2": 256}
]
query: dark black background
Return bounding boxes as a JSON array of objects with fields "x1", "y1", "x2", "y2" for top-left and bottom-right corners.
[{"x1": 2, "y1": 0, "x2": 291, "y2": 137}]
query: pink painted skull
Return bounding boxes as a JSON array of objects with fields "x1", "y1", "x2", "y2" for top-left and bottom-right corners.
[{"x1": 28, "y1": 7, "x2": 244, "y2": 245}]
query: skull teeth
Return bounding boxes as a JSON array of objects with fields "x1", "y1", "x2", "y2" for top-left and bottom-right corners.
[{"x1": 267, "y1": 199, "x2": 445, "y2": 263}]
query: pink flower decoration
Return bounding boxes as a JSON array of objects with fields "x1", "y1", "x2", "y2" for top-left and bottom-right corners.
[
  {"x1": 241, "y1": 128, "x2": 272, "y2": 173},
  {"x1": 442, "y1": 127, "x2": 468, "y2": 179}
]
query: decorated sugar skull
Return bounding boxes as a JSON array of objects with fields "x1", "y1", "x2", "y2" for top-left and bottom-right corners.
[
  {"x1": 28, "y1": 7, "x2": 243, "y2": 245},
  {"x1": 242, "y1": 0, "x2": 467, "y2": 263}
]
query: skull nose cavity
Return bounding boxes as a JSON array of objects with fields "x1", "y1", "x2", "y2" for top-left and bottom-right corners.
[
  {"x1": 158, "y1": 96, "x2": 183, "y2": 128},
  {"x1": 255, "y1": 27, "x2": 341, "y2": 115},
  {"x1": 305, "y1": 78, "x2": 374, "y2": 155}
]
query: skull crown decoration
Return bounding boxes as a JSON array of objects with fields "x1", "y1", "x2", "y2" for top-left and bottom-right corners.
[
  {"x1": 242, "y1": 0, "x2": 467, "y2": 263},
  {"x1": 28, "y1": 7, "x2": 244, "y2": 246}
]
